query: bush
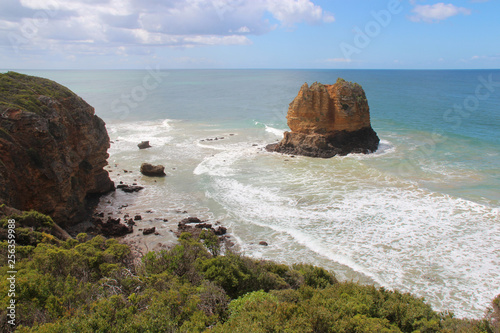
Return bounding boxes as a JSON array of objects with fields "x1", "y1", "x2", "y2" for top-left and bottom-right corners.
[{"x1": 1, "y1": 213, "x2": 496, "y2": 333}]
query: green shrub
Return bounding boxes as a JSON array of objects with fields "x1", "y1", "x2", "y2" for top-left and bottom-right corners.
[
  {"x1": 292, "y1": 263, "x2": 338, "y2": 288},
  {"x1": 2, "y1": 215, "x2": 496, "y2": 333},
  {"x1": 197, "y1": 253, "x2": 252, "y2": 298}
]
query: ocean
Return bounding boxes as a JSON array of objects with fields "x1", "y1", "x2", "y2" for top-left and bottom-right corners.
[{"x1": 12, "y1": 69, "x2": 500, "y2": 319}]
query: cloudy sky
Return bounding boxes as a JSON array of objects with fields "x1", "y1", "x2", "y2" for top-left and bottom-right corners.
[{"x1": 0, "y1": 0, "x2": 498, "y2": 69}]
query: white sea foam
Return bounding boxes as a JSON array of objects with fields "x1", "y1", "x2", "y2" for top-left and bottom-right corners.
[
  {"x1": 348, "y1": 139, "x2": 396, "y2": 160},
  {"x1": 193, "y1": 144, "x2": 257, "y2": 177},
  {"x1": 206, "y1": 165, "x2": 500, "y2": 318},
  {"x1": 264, "y1": 125, "x2": 285, "y2": 137},
  {"x1": 107, "y1": 119, "x2": 175, "y2": 152}
]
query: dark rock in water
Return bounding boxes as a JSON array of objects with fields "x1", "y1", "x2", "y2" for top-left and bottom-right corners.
[
  {"x1": 259, "y1": 241, "x2": 268, "y2": 246},
  {"x1": 214, "y1": 226, "x2": 227, "y2": 235},
  {"x1": 134, "y1": 215, "x2": 142, "y2": 221},
  {"x1": 0, "y1": 72, "x2": 115, "y2": 227},
  {"x1": 266, "y1": 127, "x2": 379, "y2": 158},
  {"x1": 195, "y1": 223, "x2": 213, "y2": 229},
  {"x1": 143, "y1": 227, "x2": 155, "y2": 235},
  {"x1": 107, "y1": 217, "x2": 120, "y2": 225},
  {"x1": 181, "y1": 217, "x2": 202, "y2": 224},
  {"x1": 138, "y1": 141, "x2": 151, "y2": 149},
  {"x1": 117, "y1": 184, "x2": 144, "y2": 193},
  {"x1": 93, "y1": 217, "x2": 133, "y2": 237},
  {"x1": 140, "y1": 163, "x2": 166, "y2": 177},
  {"x1": 126, "y1": 219, "x2": 135, "y2": 226},
  {"x1": 266, "y1": 79, "x2": 379, "y2": 158}
]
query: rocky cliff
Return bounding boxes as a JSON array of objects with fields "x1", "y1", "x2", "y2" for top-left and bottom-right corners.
[
  {"x1": 267, "y1": 78, "x2": 379, "y2": 157},
  {"x1": 0, "y1": 72, "x2": 114, "y2": 227}
]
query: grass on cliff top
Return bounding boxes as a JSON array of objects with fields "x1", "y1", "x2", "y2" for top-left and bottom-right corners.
[{"x1": 0, "y1": 71, "x2": 75, "y2": 115}]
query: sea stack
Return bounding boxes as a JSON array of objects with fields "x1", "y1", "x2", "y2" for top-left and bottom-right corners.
[
  {"x1": 266, "y1": 78, "x2": 379, "y2": 158},
  {"x1": 0, "y1": 72, "x2": 115, "y2": 227}
]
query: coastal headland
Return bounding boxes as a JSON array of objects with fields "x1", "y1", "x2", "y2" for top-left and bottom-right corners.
[{"x1": 0, "y1": 72, "x2": 497, "y2": 332}]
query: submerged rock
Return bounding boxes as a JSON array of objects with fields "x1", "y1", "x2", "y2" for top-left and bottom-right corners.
[
  {"x1": 266, "y1": 79, "x2": 379, "y2": 158},
  {"x1": 140, "y1": 163, "x2": 166, "y2": 177},
  {"x1": 0, "y1": 72, "x2": 114, "y2": 227}
]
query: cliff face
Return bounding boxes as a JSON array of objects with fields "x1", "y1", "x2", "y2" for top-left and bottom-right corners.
[
  {"x1": 267, "y1": 79, "x2": 379, "y2": 158},
  {"x1": 0, "y1": 72, "x2": 114, "y2": 227}
]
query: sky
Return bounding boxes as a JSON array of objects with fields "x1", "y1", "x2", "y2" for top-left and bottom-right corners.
[{"x1": 0, "y1": 0, "x2": 499, "y2": 69}]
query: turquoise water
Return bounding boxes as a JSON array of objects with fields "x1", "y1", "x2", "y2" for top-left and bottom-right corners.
[{"x1": 9, "y1": 69, "x2": 500, "y2": 318}]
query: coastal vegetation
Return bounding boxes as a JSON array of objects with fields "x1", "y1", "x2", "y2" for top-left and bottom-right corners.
[
  {"x1": 1, "y1": 212, "x2": 498, "y2": 332},
  {"x1": 0, "y1": 72, "x2": 74, "y2": 115}
]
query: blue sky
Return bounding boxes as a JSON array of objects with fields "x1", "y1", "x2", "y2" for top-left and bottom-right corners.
[{"x1": 0, "y1": 0, "x2": 499, "y2": 69}]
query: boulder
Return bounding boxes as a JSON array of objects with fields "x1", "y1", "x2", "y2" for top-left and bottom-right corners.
[
  {"x1": 266, "y1": 79, "x2": 379, "y2": 158},
  {"x1": 140, "y1": 163, "x2": 166, "y2": 177},
  {"x1": 214, "y1": 226, "x2": 227, "y2": 235},
  {"x1": 143, "y1": 227, "x2": 156, "y2": 235},
  {"x1": 117, "y1": 184, "x2": 144, "y2": 193},
  {"x1": 138, "y1": 141, "x2": 151, "y2": 149},
  {"x1": 94, "y1": 217, "x2": 133, "y2": 237},
  {"x1": 181, "y1": 217, "x2": 202, "y2": 224}
]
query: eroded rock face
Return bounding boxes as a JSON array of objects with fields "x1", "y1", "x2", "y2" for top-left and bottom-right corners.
[
  {"x1": 0, "y1": 72, "x2": 114, "y2": 227},
  {"x1": 267, "y1": 79, "x2": 379, "y2": 158}
]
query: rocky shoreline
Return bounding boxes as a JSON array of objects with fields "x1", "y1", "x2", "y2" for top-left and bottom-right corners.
[
  {"x1": 0, "y1": 72, "x2": 237, "y2": 260},
  {"x1": 68, "y1": 160, "x2": 236, "y2": 258}
]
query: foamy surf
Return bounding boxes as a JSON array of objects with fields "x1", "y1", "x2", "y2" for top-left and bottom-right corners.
[
  {"x1": 203, "y1": 160, "x2": 500, "y2": 319},
  {"x1": 264, "y1": 125, "x2": 285, "y2": 137}
]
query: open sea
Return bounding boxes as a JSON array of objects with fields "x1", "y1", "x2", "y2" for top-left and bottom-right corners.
[{"x1": 11, "y1": 69, "x2": 500, "y2": 319}]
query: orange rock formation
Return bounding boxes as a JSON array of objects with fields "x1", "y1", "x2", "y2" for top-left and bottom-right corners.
[{"x1": 267, "y1": 78, "x2": 379, "y2": 157}]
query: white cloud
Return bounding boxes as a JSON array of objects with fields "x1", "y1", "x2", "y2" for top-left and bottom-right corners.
[
  {"x1": 409, "y1": 3, "x2": 471, "y2": 23},
  {"x1": 1, "y1": 0, "x2": 333, "y2": 57},
  {"x1": 266, "y1": 0, "x2": 334, "y2": 26},
  {"x1": 471, "y1": 54, "x2": 500, "y2": 61},
  {"x1": 235, "y1": 26, "x2": 250, "y2": 33}
]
